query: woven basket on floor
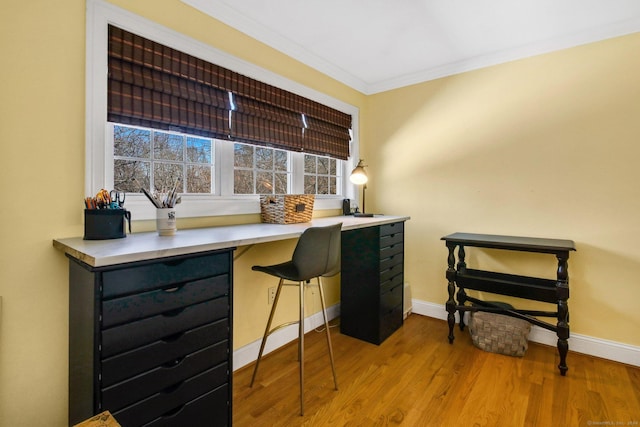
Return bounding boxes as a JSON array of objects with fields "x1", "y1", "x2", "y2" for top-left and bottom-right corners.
[
  {"x1": 469, "y1": 311, "x2": 531, "y2": 357},
  {"x1": 259, "y1": 194, "x2": 315, "y2": 224}
]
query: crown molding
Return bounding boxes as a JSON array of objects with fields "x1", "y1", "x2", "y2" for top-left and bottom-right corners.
[
  {"x1": 183, "y1": 0, "x2": 640, "y2": 95},
  {"x1": 367, "y1": 17, "x2": 640, "y2": 94},
  {"x1": 181, "y1": 0, "x2": 369, "y2": 93}
]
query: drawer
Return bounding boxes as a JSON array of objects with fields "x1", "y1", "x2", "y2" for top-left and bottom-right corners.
[
  {"x1": 101, "y1": 319, "x2": 229, "y2": 387},
  {"x1": 379, "y1": 253, "x2": 403, "y2": 273},
  {"x1": 102, "y1": 251, "x2": 231, "y2": 298},
  {"x1": 380, "y1": 231, "x2": 403, "y2": 248},
  {"x1": 380, "y1": 272, "x2": 403, "y2": 295},
  {"x1": 102, "y1": 343, "x2": 227, "y2": 412},
  {"x1": 103, "y1": 274, "x2": 229, "y2": 328},
  {"x1": 111, "y1": 364, "x2": 228, "y2": 427},
  {"x1": 380, "y1": 241, "x2": 403, "y2": 260},
  {"x1": 142, "y1": 385, "x2": 229, "y2": 427},
  {"x1": 380, "y1": 221, "x2": 404, "y2": 238},
  {"x1": 380, "y1": 262, "x2": 403, "y2": 284},
  {"x1": 102, "y1": 298, "x2": 228, "y2": 357},
  {"x1": 380, "y1": 280, "x2": 403, "y2": 314},
  {"x1": 379, "y1": 304, "x2": 403, "y2": 342}
]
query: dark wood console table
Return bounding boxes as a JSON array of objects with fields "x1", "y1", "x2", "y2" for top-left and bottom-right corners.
[{"x1": 441, "y1": 232, "x2": 576, "y2": 375}]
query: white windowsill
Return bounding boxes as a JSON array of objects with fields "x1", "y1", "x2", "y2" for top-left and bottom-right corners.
[{"x1": 125, "y1": 194, "x2": 344, "y2": 221}]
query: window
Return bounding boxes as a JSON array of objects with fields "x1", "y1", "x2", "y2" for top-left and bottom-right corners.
[
  {"x1": 87, "y1": 0, "x2": 360, "y2": 219},
  {"x1": 304, "y1": 155, "x2": 340, "y2": 195},
  {"x1": 233, "y1": 143, "x2": 289, "y2": 195},
  {"x1": 112, "y1": 123, "x2": 343, "y2": 200},
  {"x1": 113, "y1": 124, "x2": 213, "y2": 194}
]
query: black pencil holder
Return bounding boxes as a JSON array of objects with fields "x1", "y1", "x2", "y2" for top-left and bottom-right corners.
[{"x1": 84, "y1": 209, "x2": 131, "y2": 240}]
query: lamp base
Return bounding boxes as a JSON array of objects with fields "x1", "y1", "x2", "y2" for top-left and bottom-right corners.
[{"x1": 353, "y1": 213, "x2": 374, "y2": 217}]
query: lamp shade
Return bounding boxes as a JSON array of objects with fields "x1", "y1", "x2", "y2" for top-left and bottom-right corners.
[{"x1": 349, "y1": 159, "x2": 368, "y2": 185}]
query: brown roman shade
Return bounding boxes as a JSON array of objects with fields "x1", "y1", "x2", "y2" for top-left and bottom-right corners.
[{"x1": 108, "y1": 25, "x2": 351, "y2": 160}]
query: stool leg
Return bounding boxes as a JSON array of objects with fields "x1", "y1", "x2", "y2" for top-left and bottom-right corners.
[
  {"x1": 250, "y1": 278, "x2": 284, "y2": 387},
  {"x1": 317, "y1": 277, "x2": 338, "y2": 390},
  {"x1": 299, "y1": 280, "x2": 305, "y2": 416}
]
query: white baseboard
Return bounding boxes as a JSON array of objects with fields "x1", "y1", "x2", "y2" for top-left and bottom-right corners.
[
  {"x1": 411, "y1": 299, "x2": 640, "y2": 367},
  {"x1": 233, "y1": 303, "x2": 340, "y2": 371},
  {"x1": 232, "y1": 298, "x2": 640, "y2": 371}
]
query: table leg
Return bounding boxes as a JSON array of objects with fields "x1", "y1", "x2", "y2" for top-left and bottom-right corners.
[
  {"x1": 456, "y1": 246, "x2": 467, "y2": 330},
  {"x1": 556, "y1": 253, "x2": 570, "y2": 376},
  {"x1": 446, "y1": 244, "x2": 457, "y2": 343},
  {"x1": 457, "y1": 288, "x2": 468, "y2": 330}
]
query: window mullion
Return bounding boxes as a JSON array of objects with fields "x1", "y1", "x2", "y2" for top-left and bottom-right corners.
[
  {"x1": 291, "y1": 152, "x2": 304, "y2": 194},
  {"x1": 182, "y1": 135, "x2": 187, "y2": 193},
  {"x1": 104, "y1": 123, "x2": 115, "y2": 190},
  {"x1": 252, "y1": 146, "x2": 257, "y2": 194},
  {"x1": 218, "y1": 140, "x2": 234, "y2": 196}
]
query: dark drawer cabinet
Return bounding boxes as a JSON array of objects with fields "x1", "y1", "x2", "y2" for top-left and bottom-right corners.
[
  {"x1": 68, "y1": 249, "x2": 233, "y2": 427},
  {"x1": 340, "y1": 221, "x2": 405, "y2": 344}
]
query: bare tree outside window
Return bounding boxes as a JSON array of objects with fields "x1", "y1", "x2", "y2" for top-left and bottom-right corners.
[
  {"x1": 113, "y1": 124, "x2": 343, "y2": 198},
  {"x1": 154, "y1": 132, "x2": 183, "y2": 161},
  {"x1": 234, "y1": 143, "x2": 255, "y2": 194},
  {"x1": 153, "y1": 162, "x2": 183, "y2": 192},
  {"x1": 234, "y1": 143, "x2": 289, "y2": 194},
  {"x1": 304, "y1": 154, "x2": 339, "y2": 195},
  {"x1": 113, "y1": 125, "x2": 213, "y2": 194},
  {"x1": 114, "y1": 126, "x2": 151, "y2": 192},
  {"x1": 187, "y1": 165, "x2": 212, "y2": 193},
  {"x1": 186, "y1": 137, "x2": 212, "y2": 193}
]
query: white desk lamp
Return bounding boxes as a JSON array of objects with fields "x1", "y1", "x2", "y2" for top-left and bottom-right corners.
[{"x1": 350, "y1": 159, "x2": 373, "y2": 217}]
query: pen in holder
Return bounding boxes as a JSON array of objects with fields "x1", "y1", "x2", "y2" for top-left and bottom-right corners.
[{"x1": 140, "y1": 181, "x2": 182, "y2": 236}]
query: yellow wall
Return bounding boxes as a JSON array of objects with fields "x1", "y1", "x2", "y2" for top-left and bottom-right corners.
[
  {"x1": 366, "y1": 32, "x2": 640, "y2": 346},
  {"x1": 1, "y1": 0, "x2": 639, "y2": 425},
  {"x1": 0, "y1": 1, "x2": 361, "y2": 425}
]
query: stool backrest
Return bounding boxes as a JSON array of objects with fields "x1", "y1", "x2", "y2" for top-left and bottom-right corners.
[{"x1": 292, "y1": 223, "x2": 342, "y2": 280}]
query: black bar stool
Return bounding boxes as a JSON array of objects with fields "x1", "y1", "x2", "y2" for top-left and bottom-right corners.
[{"x1": 250, "y1": 223, "x2": 341, "y2": 415}]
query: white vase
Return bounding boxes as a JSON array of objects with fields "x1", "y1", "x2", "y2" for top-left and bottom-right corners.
[{"x1": 156, "y1": 208, "x2": 176, "y2": 236}]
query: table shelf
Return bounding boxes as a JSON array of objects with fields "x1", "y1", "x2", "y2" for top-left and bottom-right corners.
[{"x1": 457, "y1": 269, "x2": 559, "y2": 303}]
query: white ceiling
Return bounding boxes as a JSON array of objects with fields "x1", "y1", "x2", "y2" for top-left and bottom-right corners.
[{"x1": 182, "y1": 0, "x2": 640, "y2": 94}]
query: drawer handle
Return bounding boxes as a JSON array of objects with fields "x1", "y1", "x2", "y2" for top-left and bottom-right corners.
[
  {"x1": 160, "y1": 404, "x2": 185, "y2": 418},
  {"x1": 162, "y1": 258, "x2": 187, "y2": 267},
  {"x1": 163, "y1": 285, "x2": 185, "y2": 293},
  {"x1": 162, "y1": 380, "x2": 185, "y2": 394},
  {"x1": 162, "y1": 332, "x2": 185, "y2": 343},
  {"x1": 163, "y1": 307, "x2": 186, "y2": 317},
  {"x1": 162, "y1": 356, "x2": 186, "y2": 368}
]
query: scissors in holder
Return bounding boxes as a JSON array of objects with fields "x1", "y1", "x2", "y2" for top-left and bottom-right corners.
[{"x1": 110, "y1": 190, "x2": 126, "y2": 208}]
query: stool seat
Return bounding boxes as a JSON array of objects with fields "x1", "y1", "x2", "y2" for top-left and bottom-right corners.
[
  {"x1": 252, "y1": 262, "x2": 302, "y2": 281},
  {"x1": 250, "y1": 222, "x2": 341, "y2": 416}
]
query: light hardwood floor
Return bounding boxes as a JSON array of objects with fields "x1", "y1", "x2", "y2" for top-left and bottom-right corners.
[{"x1": 233, "y1": 314, "x2": 640, "y2": 426}]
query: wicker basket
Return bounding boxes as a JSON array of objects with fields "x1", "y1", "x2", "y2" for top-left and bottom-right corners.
[
  {"x1": 259, "y1": 194, "x2": 315, "y2": 224},
  {"x1": 469, "y1": 311, "x2": 531, "y2": 357}
]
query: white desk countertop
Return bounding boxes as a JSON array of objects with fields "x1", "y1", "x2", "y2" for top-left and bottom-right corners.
[{"x1": 53, "y1": 215, "x2": 409, "y2": 268}]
